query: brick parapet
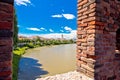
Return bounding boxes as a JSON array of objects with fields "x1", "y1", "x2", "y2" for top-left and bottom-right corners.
[
  {"x1": 77, "y1": 0, "x2": 120, "y2": 80},
  {"x1": 77, "y1": 0, "x2": 96, "y2": 79},
  {"x1": 0, "y1": 1, "x2": 13, "y2": 80}
]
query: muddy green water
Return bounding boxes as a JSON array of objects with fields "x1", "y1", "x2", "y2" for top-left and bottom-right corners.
[{"x1": 18, "y1": 44, "x2": 76, "y2": 80}]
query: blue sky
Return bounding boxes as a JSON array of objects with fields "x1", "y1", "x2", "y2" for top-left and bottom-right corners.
[{"x1": 15, "y1": 0, "x2": 77, "y2": 39}]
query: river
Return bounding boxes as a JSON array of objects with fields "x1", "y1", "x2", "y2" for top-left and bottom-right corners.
[{"x1": 18, "y1": 44, "x2": 76, "y2": 80}]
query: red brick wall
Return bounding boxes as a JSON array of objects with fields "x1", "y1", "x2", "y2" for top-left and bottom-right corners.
[
  {"x1": 77, "y1": 0, "x2": 120, "y2": 80},
  {"x1": 0, "y1": 1, "x2": 13, "y2": 80},
  {"x1": 117, "y1": 28, "x2": 120, "y2": 50}
]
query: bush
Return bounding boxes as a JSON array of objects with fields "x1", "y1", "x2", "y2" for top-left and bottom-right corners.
[
  {"x1": 12, "y1": 47, "x2": 27, "y2": 80},
  {"x1": 25, "y1": 43, "x2": 34, "y2": 48}
]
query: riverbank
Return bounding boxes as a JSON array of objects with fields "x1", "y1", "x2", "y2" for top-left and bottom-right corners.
[
  {"x1": 12, "y1": 47, "x2": 28, "y2": 80},
  {"x1": 36, "y1": 71, "x2": 93, "y2": 80},
  {"x1": 12, "y1": 43, "x2": 75, "y2": 80},
  {"x1": 18, "y1": 44, "x2": 76, "y2": 80}
]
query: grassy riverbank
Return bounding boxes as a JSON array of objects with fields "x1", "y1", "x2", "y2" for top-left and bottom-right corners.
[
  {"x1": 12, "y1": 39, "x2": 75, "y2": 80},
  {"x1": 12, "y1": 47, "x2": 28, "y2": 80}
]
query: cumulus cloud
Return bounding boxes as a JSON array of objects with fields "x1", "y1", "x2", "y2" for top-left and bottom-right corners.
[
  {"x1": 19, "y1": 30, "x2": 77, "y2": 39},
  {"x1": 62, "y1": 14, "x2": 75, "y2": 20},
  {"x1": 15, "y1": 0, "x2": 31, "y2": 6},
  {"x1": 27, "y1": 27, "x2": 40, "y2": 31},
  {"x1": 40, "y1": 27, "x2": 47, "y2": 31},
  {"x1": 64, "y1": 26, "x2": 72, "y2": 32},
  {"x1": 51, "y1": 15, "x2": 62, "y2": 18},
  {"x1": 51, "y1": 14, "x2": 75, "y2": 20},
  {"x1": 49, "y1": 29, "x2": 54, "y2": 32}
]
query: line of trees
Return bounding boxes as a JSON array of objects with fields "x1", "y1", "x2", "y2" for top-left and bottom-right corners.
[
  {"x1": 18, "y1": 37, "x2": 75, "y2": 48},
  {"x1": 13, "y1": 10, "x2": 18, "y2": 48}
]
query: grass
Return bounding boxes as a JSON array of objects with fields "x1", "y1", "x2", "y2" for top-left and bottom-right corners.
[{"x1": 12, "y1": 47, "x2": 28, "y2": 80}]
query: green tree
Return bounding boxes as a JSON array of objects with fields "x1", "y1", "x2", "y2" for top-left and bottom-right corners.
[{"x1": 13, "y1": 10, "x2": 18, "y2": 47}]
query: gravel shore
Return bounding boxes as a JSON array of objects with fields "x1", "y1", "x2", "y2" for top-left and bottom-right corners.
[{"x1": 36, "y1": 71, "x2": 93, "y2": 80}]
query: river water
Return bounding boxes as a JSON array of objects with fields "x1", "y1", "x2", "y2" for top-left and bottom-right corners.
[{"x1": 18, "y1": 44, "x2": 76, "y2": 80}]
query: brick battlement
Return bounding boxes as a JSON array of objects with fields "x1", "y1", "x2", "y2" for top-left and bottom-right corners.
[{"x1": 77, "y1": 0, "x2": 120, "y2": 80}]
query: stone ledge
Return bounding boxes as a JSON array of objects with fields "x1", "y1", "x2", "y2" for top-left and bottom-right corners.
[{"x1": 36, "y1": 71, "x2": 93, "y2": 80}]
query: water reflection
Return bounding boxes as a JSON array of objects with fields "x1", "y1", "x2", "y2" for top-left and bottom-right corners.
[
  {"x1": 18, "y1": 57, "x2": 48, "y2": 80},
  {"x1": 18, "y1": 44, "x2": 76, "y2": 79}
]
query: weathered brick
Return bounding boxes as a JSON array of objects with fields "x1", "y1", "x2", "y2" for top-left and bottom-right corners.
[
  {"x1": 83, "y1": 0, "x2": 96, "y2": 8},
  {"x1": 89, "y1": 12, "x2": 96, "y2": 17},
  {"x1": 77, "y1": 49, "x2": 82, "y2": 53},
  {"x1": 78, "y1": 0, "x2": 88, "y2": 7},
  {"x1": 0, "y1": 13, "x2": 13, "y2": 22},
  {"x1": 0, "y1": 46, "x2": 12, "y2": 52},
  {"x1": 0, "y1": 2, "x2": 13, "y2": 13},
  {"x1": 87, "y1": 30, "x2": 95, "y2": 34},
  {"x1": 0, "y1": 61, "x2": 11, "y2": 68},
  {"x1": 88, "y1": 21, "x2": 96, "y2": 25},
  {"x1": 77, "y1": 7, "x2": 88, "y2": 14},
  {"x1": 77, "y1": 13, "x2": 82, "y2": 17},
  {"x1": 86, "y1": 70, "x2": 94, "y2": 78},
  {"x1": 77, "y1": 31, "x2": 86, "y2": 35},
  {"x1": 78, "y1": 23, "x2": 88, "y2": 27},
  {"x1": 78, "y1": 15, "x2": 88, "y2": 20},
  {"x1": 79, "y1": 52, "x2": 88, "y2": 57},
  {"x1": 77, "y1": 35, "x2": 82, "y2": 39},
  {"x1": 81, "y1": 43, "x2": 88, "y2": 47},
  {"x1": 0, "y1": 38, "x2": 12, "y2": 46},
  {"x1": 77, "y1": 46, "x2": 87, "y2": 50},
  {"x1": 83, "y1": 8, "x2": 95, "y2": 15},
  {"x1": 85, "y1": 25, "x2": 96, "y2": 30},
  {"x1": 0, "y1": 30, "x2": 13, "y2": 37},
  {"x1": 0, "y1": 1, "x2": 13, "y2": 80},
  {"x1": 0, "y1": 71, "x2": 11, "y2": 77},
  {"x1": 77, "y1": 0, "x2": 120, "y2": 79},
  {"x1": 78, "y1": 6, "x2": 82, "y2": 10},
  {"x1": 82, "y1": 17, "x2": 96, "y2": 22},
  {"x1": 77, "y1": 67, "x2": 87, "y2": 74},
  {"x1": 0, "y1": 53, "x2": 12, "y2": 62},
  {"x1": 81, "y1": 63, "x2": 94, "y2": 72},
  {"x1": 89, "y1": 3, "x2": 96, "y2": 9},
  {"x1": 0, "y1": 22, "x2": 12, "y2": 30},
  {"x1": 77, "y1": 39, "x2": 87, "y2": 43}
]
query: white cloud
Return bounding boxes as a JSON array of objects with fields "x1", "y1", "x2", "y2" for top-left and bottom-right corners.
[
  {"x1": 19, "y1": 30, "x2": 77, "y2": 39},
  {"x1": 60, "y1": 30, "x2": 64, "y2": 32},
  {"x1": 27, "y1": 27, "x2": 40, "y2": 31},
  {"x1": 64, "y1": 26, "x2": 72, "y2": 32},
  {"x1": 40, "y1": 27, "x2": 47, "y2": 31},
  {"x1": 51, "y1": 15, "x2": 62, "y2": 18},
  {"x1": 15, "y1": 0, "x2": 31, "y2": 6},
  {"x1": 62, "y1": 14, "x2": 75, "y2": 20},
  {"x1": 51, "y1": 14, "x2": 75, "y2": 20},
  {"x1": 49, "y1": 29, "x2": 54, "y2": 32}
]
